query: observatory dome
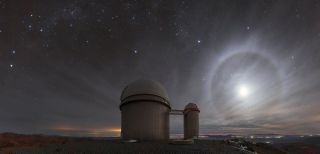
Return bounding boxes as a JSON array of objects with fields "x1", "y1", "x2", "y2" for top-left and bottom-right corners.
[
  {"x1": 184, "y1": 103, "x2": 200, "y2": 113},
  {"x1": 184, "y1": 103, "x2": 200, "y2": 139},
  {"x1": 120, "y1": 80, "x2": 170, "y2": 109},
  {"x1": 120, "y1": 79, "x2": 171, "y2": 140}
]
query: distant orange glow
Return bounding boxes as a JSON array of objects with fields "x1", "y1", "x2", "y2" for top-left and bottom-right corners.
[
  {"x1": 108, "y1": 128, "x2": 121, "y2": 132},
  {"x1": 52, "y1": 126, "x2": 81, "y2": 131},
  {"x1": 50, "y1": 126, "x2": 121, "y2": 137}
]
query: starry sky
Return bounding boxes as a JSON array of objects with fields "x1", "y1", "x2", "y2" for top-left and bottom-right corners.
[{"x1": 1, "y1": 0, "x2": 320, "y2": 137}]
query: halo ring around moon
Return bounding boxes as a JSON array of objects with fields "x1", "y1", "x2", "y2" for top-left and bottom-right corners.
[{"x1": 208, "y1": 50, "x2": 283, "y2": 114}]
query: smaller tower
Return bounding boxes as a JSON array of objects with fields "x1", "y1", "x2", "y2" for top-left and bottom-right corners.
[{"x1": 183, "y1": 103, "x2": 200, "y2": 139}]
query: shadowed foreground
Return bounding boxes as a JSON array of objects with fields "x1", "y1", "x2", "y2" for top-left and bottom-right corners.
[
  {"x1": 0, "y1": 133, "x2": 287, "y2": 154},
  {"x1": 1, "y1": 140, "x2": 252, "y2": 154}
]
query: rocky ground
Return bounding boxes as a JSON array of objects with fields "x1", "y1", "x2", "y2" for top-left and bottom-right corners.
[{"x1": 0, "y1": 133, "x2": 313, "y2": 154}]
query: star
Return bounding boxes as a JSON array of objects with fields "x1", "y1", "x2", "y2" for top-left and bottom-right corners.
[
  {"x1": 12, "y1": 50, "x2": 16, "y2": 54},
  {"x1": 197, "y1": 40, "x2": 201, "y2": 43},
  {"x1": 28, "y1": 24, "x2": 32, "y2": 30},
  {"x1": 9, "y1": 64, "x2": 13, "y2": 68},
  {"x1": 133, "y1": 49, "x2": 138, "y2": 54}
]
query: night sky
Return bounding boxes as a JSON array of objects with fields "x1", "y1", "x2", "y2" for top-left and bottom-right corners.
[{"x1": 1, "y1": 0, "x2": 320, "y2": 137}]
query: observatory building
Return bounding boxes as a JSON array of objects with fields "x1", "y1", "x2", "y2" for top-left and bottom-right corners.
[
  {"x1": 184, "y1": 103, "x2": 200, "y2": 139},
  {"x1": 120, "y1": 80, "x2": 171, "y2": 140},
  {"x1": 120, "y1": 80, "x2": 200, "y2": 141}
]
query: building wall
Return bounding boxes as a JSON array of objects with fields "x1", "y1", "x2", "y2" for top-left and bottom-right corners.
[
  {"x1": 184, "y1": 111, "x2": 199, "y2": 139},
  {"x1": 121, "y1": 101, "x2": 170, "y2": 140}
]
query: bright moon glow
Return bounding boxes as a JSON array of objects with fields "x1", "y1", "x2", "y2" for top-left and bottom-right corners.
[{"x1": 238, "y1": 84, "x2": 250, "y2": 98}]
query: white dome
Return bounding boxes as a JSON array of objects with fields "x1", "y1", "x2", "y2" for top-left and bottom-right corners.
[{"x1": 120, "y1": 80, "x2": 170, "y2": 107}]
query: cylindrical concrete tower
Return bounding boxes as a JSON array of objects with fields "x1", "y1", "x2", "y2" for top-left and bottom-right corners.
[
  {"x1": 120, "y1": 80, "x2": 171, "y2": 141},
  {"x1": 184, "y1": 103, "x2": 200, "y2": 139}
]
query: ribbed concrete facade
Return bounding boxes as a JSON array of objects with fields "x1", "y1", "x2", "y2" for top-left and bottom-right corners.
[{"x1": 121, "y1": 101, "x2": 170, "y2": 140}]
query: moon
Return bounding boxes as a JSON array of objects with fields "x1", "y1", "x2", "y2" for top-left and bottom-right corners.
[{"x1": 237, "y1": 84, "x2": 250, "y2": 98}]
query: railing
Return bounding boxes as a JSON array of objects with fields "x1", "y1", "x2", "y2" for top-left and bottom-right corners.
[{"x1": 170, "y1": 109, "x2": 184, "y2": 115}]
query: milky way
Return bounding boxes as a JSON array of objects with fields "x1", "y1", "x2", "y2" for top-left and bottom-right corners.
[{"x1": 1, "y1": 0, "x2": 320, "y2": 136}]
